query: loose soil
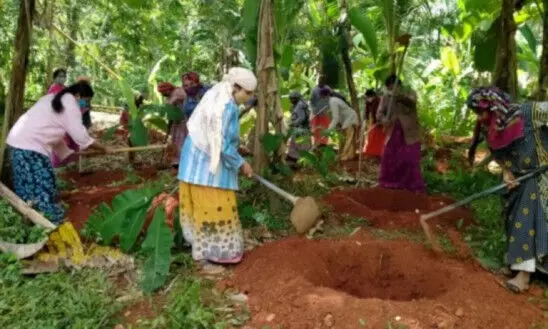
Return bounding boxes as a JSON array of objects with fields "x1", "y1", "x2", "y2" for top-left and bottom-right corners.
[
  {"x1": 323, "y1": 186, "x2": 474, "y2": 231},
  {"x1": 228, "y1": 236, "x2": 545, "y2": 329},
  {"x1": 60, "y1": 167, "x2": 160, "y2": 230}
]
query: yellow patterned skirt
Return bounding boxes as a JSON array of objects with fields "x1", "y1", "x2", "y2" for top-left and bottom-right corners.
[
  {"x1": 340, "y1": 125, "x2": 357, "y2": 161},
  {"x1": 179, "y1": 182, "x2": 244, "y2": 263}
]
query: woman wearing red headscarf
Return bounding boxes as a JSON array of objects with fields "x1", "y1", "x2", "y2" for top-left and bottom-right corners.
[{"x1": 158, "y1": 72, "x2": 210, "y2": 167}]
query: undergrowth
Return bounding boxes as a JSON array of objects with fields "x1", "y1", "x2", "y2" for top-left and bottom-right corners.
[
  {"x1": 128, "y1": 277, "x2": 227, "y2": 329},
  {"x1": 423, "y1": 151, "x2": 506, "y2": 269},
  {"x1": 0, "y1": 199, "x2": 48, "y2": 244},
  {"x1": 0, "y1": 267, "x2": 120, "y2": 329}
]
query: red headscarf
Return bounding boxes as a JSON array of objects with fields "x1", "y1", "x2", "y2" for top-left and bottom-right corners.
[
  {"x1": 157, "y1": 82, "x2": 176, "y2": 97},
  {"x1": 182, "y1": 72, "x2": 200, "y2": 84}
]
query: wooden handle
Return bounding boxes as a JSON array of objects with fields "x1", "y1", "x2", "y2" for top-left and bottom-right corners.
[
  {"x1": 81, "y1": 144, "x2": 168, "y2": 156},
  {"x1": 0, "y1": 183, "x2": 57, "y2": 229},
  {"x1": 253, "y1": 174, "x2": 299, "y2": 204},
  {"x1": 420, "y1": 165, "x2": 548, "y2": 222}
]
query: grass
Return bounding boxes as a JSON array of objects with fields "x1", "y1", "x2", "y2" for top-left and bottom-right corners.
[
  {"x1": 423, "y1": 157, "x2": 506, "y2": 269},
  {"x1": 0, "y1": 267, "x2": 121, "y2": 329},
  {"x1": 127, "y1": 277, "x2": 231, "y2": 329}
]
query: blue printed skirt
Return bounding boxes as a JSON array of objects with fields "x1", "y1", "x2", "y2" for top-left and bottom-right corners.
[{"x1": 9, "y1": 147, "x2": 64, "y2": 224}]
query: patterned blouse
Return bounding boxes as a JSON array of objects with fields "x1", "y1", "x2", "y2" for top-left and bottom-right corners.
[{"x1": 177, "y1": 99, "x2": 244, "y2": 190}]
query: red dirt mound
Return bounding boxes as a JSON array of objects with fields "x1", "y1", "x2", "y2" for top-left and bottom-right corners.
[
  {"x1": 63, "y1": 185, "x2": 136, "y2": 230},
  {"x1": 228, "y1": 237, "x2": 543, "y2": 329},
  {"x1": 323, "y1": 187, "x2": 474, "y2": 230}
]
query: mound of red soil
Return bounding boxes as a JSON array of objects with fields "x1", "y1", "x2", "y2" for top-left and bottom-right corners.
[
  {"x1": 60, "y1": 167, "x2": 161, "y2": 230},
  {"x1": 229, "y1": 237, "x2": 543, "y2": 329},
  {"x1": 63, "y1": 185, "x2": 136, "y2": 230},
  {"x1": 323, "y1": 187, "x2": 474, "y2": 230}
]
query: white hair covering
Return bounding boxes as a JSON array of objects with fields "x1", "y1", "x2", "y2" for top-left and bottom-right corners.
[{"x1": 187, "y1": 67, "x2": 257, "y2": 174}]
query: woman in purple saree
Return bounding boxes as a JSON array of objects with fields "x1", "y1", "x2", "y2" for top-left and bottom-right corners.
[{"x1": 376, "y1": 75, "x2": 425, "y2": 193}]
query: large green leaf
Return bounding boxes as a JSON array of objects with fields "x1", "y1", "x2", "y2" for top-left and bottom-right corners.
[
  {"x1": 379, "y1": 0, "x2": 395, "y2": 40},
  {"x1": 519, "y1": 24, "x2": 538, "y2": 53},
  {"x1": 472, "y1": 18, "x2": 499, "y2": 72},
  {"x1": 141, "y1": 207, "x2": 173, "y2": 293},
  {"x1": 242, "y1": 0, "x2": 260, "y2": 67},
  {"x1": 83, "y1": 188, "x2": 160, "y2": 244},
  {"x1": 119, "y1": 206, "x2": 149, "y2": 253},
  {"x1": 120, "y1": 80, "x2": 138, "y2": 119},
  {"x1": 262, "y1": 132, "x2": 284, "y2": 154},
  {"x1": 280, "y1": 44, "x2": 294, "y2": 70},
  {"x1": 130, "y1": 117, "x2": 149, "y2": 146},
  {"x1": 440, "y1": 47, "x2": 460, "y2": 76},
  {"x1": 144, "y1": 115, "x2": 168, "y2": 133},
  {"x1": 101, "y1": 124, "x2": 122, "y2": 141},
  {"x1": 463, "y1": 0, "x2": 500, "y2": 16},
  {"x1": 307, "y1": 0, "x2": 323, "y2": 27},
  {"x1": 242, "y1": 0, "x2": 260, "y2": 33},
  {"x1": 348, "y1": 8, "x2": 378, "y2": 59}
]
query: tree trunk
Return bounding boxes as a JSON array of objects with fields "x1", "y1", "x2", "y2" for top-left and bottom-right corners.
[
  {"x1": 254, "y1": 0, "x2": 282, "y2": 172},
  {"x1": 340, "y1": 0, "x2": 360, "y2": 117},
  {"x1": 0, "y1": 0, "x2": 36, "y2": 181},
  {"x1": 537, "y1": 0, "x2": 548, "y2": 101},
  {"x1": 65, "y1": 3, "x2": 79, "y2": 68},
  {"x1": 491, "y1": 0, "x2": 518, "y2": 99},
  {"x1": 43, "y1": 0, "x2": 56, "y2": 93}
]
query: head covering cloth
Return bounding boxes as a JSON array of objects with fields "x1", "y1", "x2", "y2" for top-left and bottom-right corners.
[
  {"x1": 187, "y1": 67, "x2": 257, "y2": 173},
  {"x1": 467, "y1": 86, "x2": 524, "y2": 150}
]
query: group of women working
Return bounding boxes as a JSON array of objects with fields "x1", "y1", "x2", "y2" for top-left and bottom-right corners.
[
  {"x1": 289, "y1": 74, "x2": 425, "y2": 192},
  {"x1": 5, "y1": 65, "x2": 547, "y2": 291}
]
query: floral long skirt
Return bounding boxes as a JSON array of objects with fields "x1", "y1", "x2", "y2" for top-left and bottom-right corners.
[
  {"x1": 10, "y1": 147, "x2": 64, "y2": 224},
  {"x1": 178, "y1": 182, "x2": 244, "y2": 263}
]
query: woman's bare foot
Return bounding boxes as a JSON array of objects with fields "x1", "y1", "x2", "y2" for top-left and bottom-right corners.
[{"x1": 506, "y1": 271, "x2": 530, "y2": 293}]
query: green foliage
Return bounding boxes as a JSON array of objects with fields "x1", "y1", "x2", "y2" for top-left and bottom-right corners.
[
  {"x1": 471, "y1": 17, "x2": 499, "y2": 72},
  {"x1": 424, "y1": 166, "x2": 506, "y2": 269},
  {"x1": 0, "y1": 200, "x2": 47, "y2": 244},
  {"x1": 0, "y1": 253, "x2": 21, "y2": 285},
  {"x1": 298, "y1": 143, "x2": 338, "y2": 178},
  {"x1": 261, "y1": 132, "x2": 293, "y2": 176},
  {"x1": 83, "y1": 186, "x2": 175, "y2": 292},
  {"x1": 141, "y1": 207, "x2": 174, "y2": 293},
  {"x1": 0, "y1": 270, "x2": 120, "y2": 329},
  {"x1": 83, "y1": 187, "x2": 160, "y2": 245},
  {"x1": 348, "y1": 8, "x2": 378, "y2": 60},
  {"x1": 133, "y1": 277, "x2": 226, "y2": 329},
  {"x1": 162, "y1": 278, "x2": 225, "y2": 329}
]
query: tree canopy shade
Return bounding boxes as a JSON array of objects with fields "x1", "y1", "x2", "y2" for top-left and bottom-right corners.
[{"x1": 0, "y1": 0, "x2": 545, "y2": 141}]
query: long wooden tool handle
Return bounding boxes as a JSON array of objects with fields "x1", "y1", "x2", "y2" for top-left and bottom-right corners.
[
  {"x1": 253, "y1": 174, "x2": 299, "y2": 204},
  {"x1": 421, "y1": 166, "x2": 548, "y2": 222},
  {"x1": 0, "y1": 183, "x2": 57, "y2": 229},
  {"x1": 82, "y1": 144, "x2": 168, "y2": 156}
]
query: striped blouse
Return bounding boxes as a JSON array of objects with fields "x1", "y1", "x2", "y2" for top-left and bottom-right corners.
[{"x1": 177, "y1": 99, "x2": 244, "y2": 191}]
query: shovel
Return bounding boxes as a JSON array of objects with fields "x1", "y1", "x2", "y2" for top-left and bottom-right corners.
[
  {"x1": 420, "y1": 165, "x2": 548, "y2": 252},
  {"x1": 253, "y1": 174, "x2": 321, "y2": 234}
]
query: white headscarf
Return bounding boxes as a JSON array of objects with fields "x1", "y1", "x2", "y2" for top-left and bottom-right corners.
[{"x1": 187, "y1": 67, "x2": 257, "y2": 174}]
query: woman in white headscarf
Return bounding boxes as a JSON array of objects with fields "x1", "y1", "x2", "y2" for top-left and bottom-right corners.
[{"x1": 178, "y1": 67, "x2": 256, "y2": 266}]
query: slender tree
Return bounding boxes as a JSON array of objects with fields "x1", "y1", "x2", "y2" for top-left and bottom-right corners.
[
  {"x1": 43, "y1": 0, "x2": 56, "y2": 93},
  {"x1": 491, "y1": 0, "x2": 520, "y2": 99},
  {"x1": 339, "y1": 0, "x2": 360, "y2": 120},
  {"x1": 0, "y1": 0, "x2": 36, "y2": 180},
  {"x1": 253, "y1": 0, "x2": 278, "y2": 171}
]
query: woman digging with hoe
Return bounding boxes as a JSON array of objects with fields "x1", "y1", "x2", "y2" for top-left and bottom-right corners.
[
  {"x1": 377, "y1": 74, "x2": 425, "y2": 193},
  {"x1": 177, "y1": 67, "x2": 256, "y2": 272},
  {"x1": 6, "y1": 81, "x2": 112, "y2": 251},
  {"x1": 467, "y1": 87, "x2": 548, "y2": 293}
]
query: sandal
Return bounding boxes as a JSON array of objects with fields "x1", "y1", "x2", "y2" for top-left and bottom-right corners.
[{"x1": 505, "y1": 279, "x2": 529, "y2": 293}]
